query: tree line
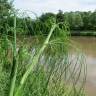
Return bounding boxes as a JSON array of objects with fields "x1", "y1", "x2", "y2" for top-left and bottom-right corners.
[{"x1": 0, "y1": 0, "x2": 96, "y2": 36}]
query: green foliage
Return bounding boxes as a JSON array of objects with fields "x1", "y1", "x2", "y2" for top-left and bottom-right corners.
[
  {"x1": 0, "y1": 14, "x2": 86, "y2": 96},
  {"x1": 90, "y1": 11, "x2": 96, "y2": 30},
  {"x1": 13, "y1": 10, "x2": 96, "y2": 36},
  {"x1": 0, "y1": 2, "x2": 87, "y2": 95},
  {"x1": 56, "y1": 10, "x2": 64, "y2": 23},
  {"x1": 0, "y1": 0, "x2": 12, "y2": 34},
  {"x1": 1, "y1": 7, "x2": 96, "y2": 36}
]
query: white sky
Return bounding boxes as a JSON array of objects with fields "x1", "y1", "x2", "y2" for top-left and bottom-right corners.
[{"x1": 14, "y1": 0, "x2": 96, "y2": 16}]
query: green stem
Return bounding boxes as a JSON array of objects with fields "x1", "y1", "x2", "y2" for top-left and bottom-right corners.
[
  {"x1": 9, "y1": 13, "x2": 18, "y2": 96},
  {"x1": 15, "y1": 24, "x2": 57, "y2": 96}
]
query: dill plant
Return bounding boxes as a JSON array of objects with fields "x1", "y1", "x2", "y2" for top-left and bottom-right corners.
[{"x1": 0, "y1": 11, "x2": 86, "y2": 96}]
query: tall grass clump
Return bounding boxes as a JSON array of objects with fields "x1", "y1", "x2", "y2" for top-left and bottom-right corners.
[{"x1": 0, "y1": 11, "x2": 86, "y2": 96}]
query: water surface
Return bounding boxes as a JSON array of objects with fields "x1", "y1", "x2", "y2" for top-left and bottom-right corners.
[
  {"x1": 72, "y1": 36, "x2": 96, "y2": 96},
  {"x1": 19, "y1": 36, "x2": 96, "y2": 96}
]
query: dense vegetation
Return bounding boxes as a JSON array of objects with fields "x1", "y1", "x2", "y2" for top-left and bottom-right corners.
[
  {"x1": 0, "y1": 1, "x2": 96, "y2": 36},
  {"x1": 0, "y1": 0, "x2": 86, "y2": 96}
]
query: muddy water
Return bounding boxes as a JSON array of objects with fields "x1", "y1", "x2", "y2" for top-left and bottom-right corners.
[
  {"x1": 72, "y1": 36, "x2": 96, "y2": 96},
  {"x1": 19, "y1": 36, "x2": 96, "y2": 96}
]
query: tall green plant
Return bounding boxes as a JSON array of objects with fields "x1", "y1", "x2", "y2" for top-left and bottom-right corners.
[
  {"x1": 9, "y1": 13, "x2": 17, "y2": 96},
  {"x1": 14, "y1": 24, "x2": 57, "y2": 96}
]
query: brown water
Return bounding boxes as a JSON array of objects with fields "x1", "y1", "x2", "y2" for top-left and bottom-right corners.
[
  {"x1": 72, "y1": 36, "x2": 96, "y2": 96},
  {"x1": 19, "y1": 36, "x2": 96, "y2": 96}
]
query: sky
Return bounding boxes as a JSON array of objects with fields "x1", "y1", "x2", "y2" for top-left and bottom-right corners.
[{"x1": 14, "y1": 0, "x2": 96, "y2": 16}]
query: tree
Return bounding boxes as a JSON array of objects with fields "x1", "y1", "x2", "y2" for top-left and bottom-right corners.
[
  {"x1": 56, "y1": 10, "x2": 65, "y2": 28},
  {"x1": 81, "y1": 11, "x2": 91, "y2": 30},
  {"x1": 40, "y1": 12, "x2": 55, "y2": 22},
  {"x1": 56, "y1": 10, "x2": 64, "y2": 23},
  {"x1": 74, "y1": 12, "x2": 83, "y2": 30},
  {"x1": 0, "y1": 0, "x2": 12, "y2": 34},
  {"x1": 90, "y1": 11, "x2": 96, "y2": 30}
]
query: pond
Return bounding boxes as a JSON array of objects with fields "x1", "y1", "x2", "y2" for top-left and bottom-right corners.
[{"x1": 72, "y1": 36, "x2": 96, "y2": 96}]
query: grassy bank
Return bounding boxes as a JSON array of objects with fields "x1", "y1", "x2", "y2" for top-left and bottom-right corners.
[{"x1": 71, "y1": 31, "x2": 96, "y2": 36}]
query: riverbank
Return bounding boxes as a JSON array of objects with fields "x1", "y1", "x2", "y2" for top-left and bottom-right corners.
[{"x1": 71, "y1": 31, "x2": 96, "y2": 36}]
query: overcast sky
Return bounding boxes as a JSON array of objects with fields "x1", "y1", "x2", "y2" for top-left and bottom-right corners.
[{"x1": 14, "y1": 0, "x2": 96, "y2": 16}]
